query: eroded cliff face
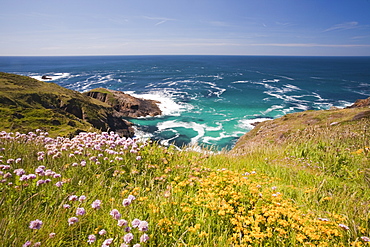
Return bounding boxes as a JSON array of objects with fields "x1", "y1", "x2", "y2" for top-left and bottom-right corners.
[{"x1": 83, "y1": 88, "x2": 162, "y2": 118}]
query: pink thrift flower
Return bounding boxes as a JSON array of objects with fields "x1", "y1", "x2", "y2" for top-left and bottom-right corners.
[
  {"x1": 138, "y1": 221, "x2": 149, "y2": 232},
  {"x1": 132, "y1": 219, "x2": 141, "y2": 228},
  {"x1": 127, "y1": 195, "x2": 136, "y2": 202},
  {"x1": 361, "y1": 236, "x2": 370, "y2": 242},
  {"x1": 140, "y1": 233, "x2": 149, "y2": 243},
  {"x1": 33, "y1": 242, "x2": 41, "y2": 247},
  {"x1": 68, "y1": 217, "x2": 79, "y2": 225},
  {"x1": 55, "y1": 181, "x2": 63, "y2": 187},
  {"x1": 117, "y1": 219, "x2": 128, "y2": 227},
  {"x1": 99, "y1": 229, "x2": 107, "y2": 236},
  {"x1": 338, "y1": 223, "x2": 350, "y2": 230},
  {"x1": 36, "y1": 180, "x2": 45, "y2": 186},
  {"x1": 87, "y1": 234, "x2": 96, "y2": 244},
  {"x1": 69, "y1": 195, "x2": 78, "y2": 201},
  {"x1": 133, "y1": 244, "x2": 141, "y2": 247},
  {"x1": 123, "y1": 233, "x2": 134, "y2": 243},
  {"x1": 29, "y1": 219, "x2": 43, "y2": 230},
  {"x1": 110, "y1": 209, "x2": 121, "y2": 220},
  {"x1": 102, "y1": 238, "x2": 114, "y2": 246},
  {"x1": 124, "y1": 226, "x2": 131, "y2": 233},
  {"x1": 63, "y1": 204, "x2": 71, "y2": 209},
  {"x1": 122, "y1": 199, "x2": 131, "y2": 207},
  {"x1": 22, "y1": 241, "x2": 31, "y2": 247},
  {"x1": 14, "y1": 168, "x2": 25, "y2": 176},
  {"x1": 76, "y1": 207, "x2": 86, "y2": 216},
  {"x1": 49, "y1": 232, "x2": 56, "y2": 238},
  {"x1": 79, "y1": 195, "x2": 87, "y2": 202},
  {"x1": 91, "y1": 199, "x2": 102, "y2": 209}
]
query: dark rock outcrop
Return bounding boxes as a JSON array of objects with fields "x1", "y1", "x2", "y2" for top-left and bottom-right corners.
[
  {"x1": 346, "y1": 97, "x2": 370, "y2": 108},
  {"x1": 84, "y1": 88, "x2": 162, "y2": 118}
]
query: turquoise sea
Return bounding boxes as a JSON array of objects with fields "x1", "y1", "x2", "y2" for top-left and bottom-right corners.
[{"x1": 1, "y1": 56, "x2": 370, "y2": 149}]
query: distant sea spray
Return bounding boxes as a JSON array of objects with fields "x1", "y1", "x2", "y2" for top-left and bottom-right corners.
[{"x1": 1, "y1": 55, "x2": 369, "y2": 149}]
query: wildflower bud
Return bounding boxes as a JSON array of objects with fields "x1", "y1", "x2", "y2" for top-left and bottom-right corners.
[{"x1": 49, "y1": 232, "x2": 56, "y2": 238}]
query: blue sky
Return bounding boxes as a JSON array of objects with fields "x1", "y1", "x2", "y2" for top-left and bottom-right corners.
[{"x1": 1, "y1": 0, "x2": 370, "y2": 56}]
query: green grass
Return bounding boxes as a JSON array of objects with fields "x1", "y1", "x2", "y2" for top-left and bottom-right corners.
[{"x1": 1, "y1": 117, "x2": 370, "y2": 246}]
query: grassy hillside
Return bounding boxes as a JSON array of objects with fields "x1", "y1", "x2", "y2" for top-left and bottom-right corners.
[
  {"x1": 0, "y1": 106, "x2": 369, "y2": 246},
  {"x1": 0, "y1": 72, "x2": 115, "y2": 137}
]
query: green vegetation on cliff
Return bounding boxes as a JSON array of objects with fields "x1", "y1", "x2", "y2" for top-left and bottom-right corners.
[{"x1": 0, "y1": 72, "x2": 134, "y2": 137}]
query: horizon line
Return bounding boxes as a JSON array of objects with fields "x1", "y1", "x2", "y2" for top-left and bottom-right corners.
[{"x1": 1, "y1": 54, "x2": 370, "y2": 57}]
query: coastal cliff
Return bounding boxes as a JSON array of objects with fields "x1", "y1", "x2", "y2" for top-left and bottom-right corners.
[
  {"x1": 83, "y1": 88, "x2": 161, "y2": 118},
  {"x1": 0, "y1": 72, "x2": 161, "y2": 137},
  {"x1": 232, "y1": 98, "x2": 370, "y2": 154}
]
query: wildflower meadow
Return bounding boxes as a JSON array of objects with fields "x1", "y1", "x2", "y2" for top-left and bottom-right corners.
[{"x1": 0, "y1": 121, "x2": 369, "y2": 246}]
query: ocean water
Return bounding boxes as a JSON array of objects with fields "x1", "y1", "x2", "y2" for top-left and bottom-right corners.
[{"x1": 1, "y1": 55, "x2": 370, "y2": 149}]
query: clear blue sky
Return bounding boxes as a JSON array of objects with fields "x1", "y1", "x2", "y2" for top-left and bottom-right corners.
[{"x1": 1, "y1": 0, "x2": 370, "y2": 56}]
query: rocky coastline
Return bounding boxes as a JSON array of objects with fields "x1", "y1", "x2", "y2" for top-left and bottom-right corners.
[{"x1": 0, "y1": 72, "x2": 162, "y2": 138}]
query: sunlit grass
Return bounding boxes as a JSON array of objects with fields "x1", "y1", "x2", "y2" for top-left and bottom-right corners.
[{"x1": 0, "y1": 122, "x2": 370, "y2": 246}]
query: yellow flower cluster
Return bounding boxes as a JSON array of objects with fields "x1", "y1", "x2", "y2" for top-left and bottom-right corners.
[{"x1": 173, "y1": 168, "x2": 346, "y2": 246}]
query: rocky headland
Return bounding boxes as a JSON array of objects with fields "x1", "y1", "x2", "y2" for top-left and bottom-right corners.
[
  {"x1": 0, "y1": 72, "x2": 161, "y2": 137},
  {"x1": 232, "y1": 97, "x2": 370, "y2": 153}
]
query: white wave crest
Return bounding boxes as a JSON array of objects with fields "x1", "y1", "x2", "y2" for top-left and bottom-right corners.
[
  {"x1": 156, "y1": 120, "x2": 205, "y2": 145},
  {"x1": 237, "y1": 118, "x2": 272, "y2": 130},
  {"x1": 31, "y1": 73, "x2": 70, "y2": 81},
  {"x1": 127, "y1": 90, "x2": 192, "y2": 116}
]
